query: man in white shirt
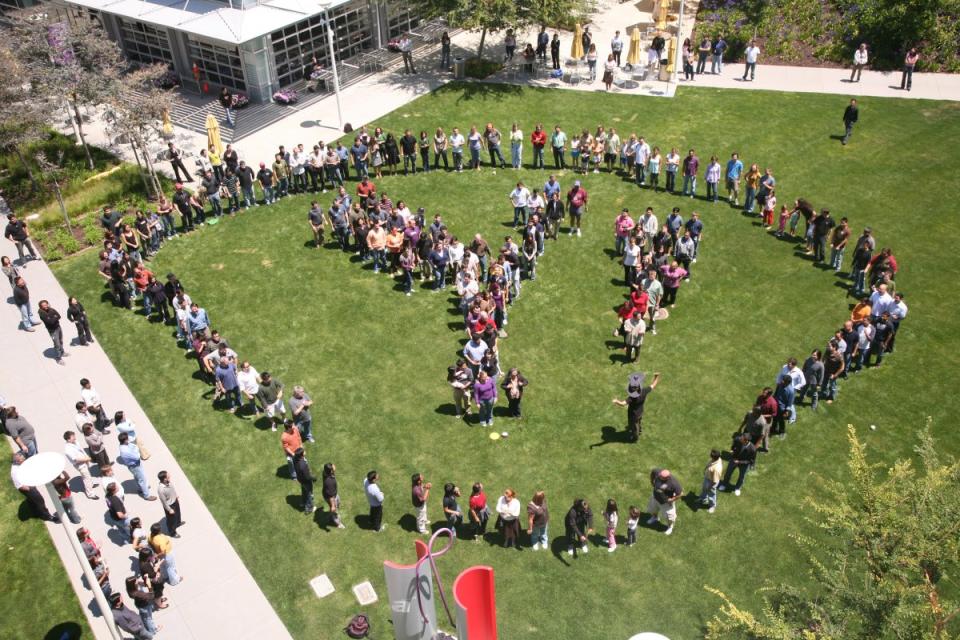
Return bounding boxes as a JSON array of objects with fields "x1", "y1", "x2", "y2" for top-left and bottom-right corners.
[
  {"x1": 639, "y1": 207, "x2": 658, "y2": 241},
  {"x1": 79, "y1": 378, "x2": 111, "y2": 433},
  {"x1": 775, "y1": 358, "x2": 806, "y2": 424},
  {"x1": 291, "y1": 144, "x2": 308, "y2": 193},
  {"x1": 11, "y1": 452, "x2": 58, "y2": 521},
  {"x1": 635, "y1": 138, "x2": 651, "y2": 185},
  {"x1": 869, "y1": 283, "x2": 894, "y2": 320},
  {"x1": 509, "y1": 182, "x2": 531, "y2": 228},
  {"x1": 742, "y1": 40, "x2": 760, "y2": 81},
  {"x1": 887, "y1": 292, "x2": 907, "y2": 354},
  {"x1": 64, "y1": 430, "x2": 99, "y2": 499},
  {"x1": 399, "y1": 35, "x2": 416, "y2": 73},
  {"x1": 449, "y1": 128, "x2": 465, "y2": 172},
  {"x1": 74, "y1": 401, "x2": 97, "y2": 430},
  {"x1": 237, "y1": 360, "x2": 261, "y2": 415},
  {"x1": 610, "y1": 31, "x2": 624, "y2": 66},
  {"x1": 850, "y1": 43, "x2": 868, "y2": 82}
]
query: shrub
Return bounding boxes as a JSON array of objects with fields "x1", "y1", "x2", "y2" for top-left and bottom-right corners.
[{"x1": 464, "y1": 57, "x2": 504, "y2": 79}]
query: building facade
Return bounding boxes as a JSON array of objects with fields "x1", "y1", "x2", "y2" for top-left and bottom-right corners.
[{"x1": 52, "y1": 0, "x2": 424, "y2": 102}]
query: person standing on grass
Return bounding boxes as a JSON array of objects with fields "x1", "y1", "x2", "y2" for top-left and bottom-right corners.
[
  {"x1": 612, "y1": 372, "x2": 661, "y2": 440},
  {"x1": 705, "y1": 156, "x2": 722, "y2": 202},
  {"x1": 322, "y1": 463, "x2": 345, "y2": 529},
  {"x1": 799, "y1": 349, "x2": 824, "y2": 409},
  {"x1": 842, "y1": 99, "x2": 859, "y2": 145},
  {"x1": 682, "y1": 149, "x2": 699, "y2": 198},
  {"x1": 646, "y1": 468, "x2": 682, "y2": 536},
  {"x1": 850, "y1": 43, "x2": 868, "y2": 82},
  {"x1": 821, "y1": 340, "x2": 846, "y2": 402},
  {"x1": 293, "y1": 448, "x2": 316, "y2": 515},
  {"x1": 526, "y1": 491, "x2": 549, "y2": 550},
  {"x1": 158, "y1": 471, "x2": 182, "y2": 537},
  {"x1": 641, "y1": 268, "x2": 663, "y2": 335},
  {"x1": 289, "y1": 386, "x2": 315, "y2": 443},
  {"x1": 496, "y1": 488, "x2": 521, "y2": 548},
  {"x1": 725, "y1": 152, "x2": 744, "y2": 206},
  {"x1": 742, "y1": 39, "x2": 760, "y2": 81},
  {"x1": 11, "y1": 451, "x2": 58, "y2": 522},
  {"x1": 411, "y1": 473, "x2": 432, "y2": 534},
  {"x1": 37, "y1": 299, "x2": 67, "y2": 364},
  {"x1": 719, "y1": 433, "x2": 755, "y2": 496},
  {"x1": 699, "y1": 449, "x2": 723, "y2": 513},
  {"x1": 500, "y1": 368, "x2": 528, "y2": 418},
  {"x1": 603, "y1": 499, "x2": 619, "y2": 552},
  {"x1": 281, "y1": 419, "x2": 302, "y2": 480},
  {"x1": 256, "y1": 372, "x2": 285, "y2": 431},
  {"x1": 364, "y1": 471, "x2": 385, "y2": 532},
  {"x1": 564, "y1": 498, "x2": 592, "y2": 557},
  {"x1": 830, "y1": 217, "x2": 851, "y2": 272},
  {"x1": 566, "y1": 181, "x2": 587, "y2": 237},
  {"x1": 442, "y1": 483, "x2": 463, "y2": 537},
  {"x1": 772, "y1": 374, "x2": 795, "y2": 440},
  {"x1": 449, "y1": 359, "x2": 474, "y2": 419},
  {"x1": 659, "y1": 261, "x2": 688, "y2": 307},
  {"x1": 214, "y1": 358, "x2": 241, "y2": 414},
  {"x1": 473, "y1": 370, "x2": 497, "y2": 427}
]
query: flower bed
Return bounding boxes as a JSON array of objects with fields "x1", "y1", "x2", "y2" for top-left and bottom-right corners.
[{"x1": 273, "y1": 89, "x2": 299, "y2": 105}]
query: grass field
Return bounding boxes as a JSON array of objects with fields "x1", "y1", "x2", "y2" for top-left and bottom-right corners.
[
  {"x1": 0, "y1": 465, "x2": 92, "y2": 640},
  {"x1": 43, "y1": 84, "x2": 960, "y2": 639}
]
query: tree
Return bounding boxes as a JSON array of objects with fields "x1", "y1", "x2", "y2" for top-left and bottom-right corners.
[
  {"x1": 7, "y1": 10, "x2": 129, "y2": 170},
  {"x1": 0, "y1": 42, "x2": 49, "y2": 193},
  {"x1": 102, "y1": 64, "x2": 182, "y2": 200},
  {"x1": 34, "y1": 150, "x2": 73, "y2": 231},
  {"x1": 422, "y1": 0, "x2": 519, "y2": 58},
  {"x1": 705, "y1": 423, "x2": 960, "y2": 640}
]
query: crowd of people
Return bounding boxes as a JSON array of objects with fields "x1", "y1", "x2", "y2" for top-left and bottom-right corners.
[
  {"x1": 2, "y1": 112, "x2": 910, "y2": 611},
  {"x1": 3, "y1": 377, "x2": 184, "y2": 640}
]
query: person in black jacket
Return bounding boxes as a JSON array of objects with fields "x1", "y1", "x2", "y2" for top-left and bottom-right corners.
[
  {"x1": 294, "y1": 448, "x2": 316, "y2": 514},
  {"x1": 322, "y1": 463, "x2": 345, "y2": 529},
  {"x1": 550, "y1": 33, "x2": 561, "y2": 70},
  {"x1": 144, "y1": 277, "x2": 170, "y2": 324},
  {"x1": 564, "y1": 498, "x2": 592, "y2": 557},
  {"x1": 172, "y1": 184, "x2": 193, "y2": 232},
  {"x1": 37, "y1": 299, "x2": 67, "y2": 364},
  {"x1": 4, "y1": 214, "x2": 38, "y2": 265},
  {"x1": 545, "y1": 192, "x2": 564, "y2": 240},
  {"x1": 500, "y1": 368, "x2": 528, "y2": 418},
  {"x1": 67, "y1": 297, "x2": 94, "y2": 345},
  {"x1": 13, "y1": 276, "x2": 40, "y2": 331},
  {"x1": 842, "y1": 98, "x2": 859, "y2": 146},
  {"x1": 719, "y1": 433, "x2": 756, "y2": 496}
]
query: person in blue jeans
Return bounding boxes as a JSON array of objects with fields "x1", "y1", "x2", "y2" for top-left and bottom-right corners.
[
  {"x1": 682, "y1": 149, "x2": 699, "y2": 197},
  {"x1": 820, "y1": 341, "x2": 845, "y2": 403},
  {"x1": 699, "y1": 449, "x2": 722, "y2": 513},
  {"x1": 711, "y1": 35, "x2": 727, "y2": 73},
  {"x1": 718, "y1": 433, "x2": 755, "y2": 496},
  {"x1": 117, "y1": 432, "x2": 155, "y2": 500}
]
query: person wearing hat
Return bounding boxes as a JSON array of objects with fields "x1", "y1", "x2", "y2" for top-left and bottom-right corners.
[
  {"x1": 612, "y1": 372, "x2": 661, "y2": 440},
  {"x1": 566, "y1": 180, "x2": 588, "y2": 237}
]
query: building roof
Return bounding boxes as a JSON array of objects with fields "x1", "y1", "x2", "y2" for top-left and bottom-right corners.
[{"x1": 65, "y1": 0, "x2": 351, "y2": 45}]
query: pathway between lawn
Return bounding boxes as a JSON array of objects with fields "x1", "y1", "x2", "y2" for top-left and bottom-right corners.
[{"x1": 0, "y1": 232, "x2": 291, "y2": 639}]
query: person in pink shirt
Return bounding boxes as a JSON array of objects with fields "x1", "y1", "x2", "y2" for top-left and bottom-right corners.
[
  {"x1": 613, "y1": 208, "x2": 635, "y2": 256},
  {"x1": 659, "y1": 261, "x2": 688, "y2": 307}
]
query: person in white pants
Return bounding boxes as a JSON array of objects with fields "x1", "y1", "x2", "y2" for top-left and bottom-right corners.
[{"x1": 64, "y1": 431, "x2": 99, "y2": 499}]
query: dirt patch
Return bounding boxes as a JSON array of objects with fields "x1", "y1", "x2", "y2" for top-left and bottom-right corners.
[
  {"x1": 261, "y1": 259, "x2": 274, "y2": 268},
  {"x1": 211, "y1": 263, "x2": 225, "y2": 270}
]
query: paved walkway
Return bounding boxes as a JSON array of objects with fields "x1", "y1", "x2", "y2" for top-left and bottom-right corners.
[{"x1": 0, "y1": 233, "x2": 290, "y2": 638}]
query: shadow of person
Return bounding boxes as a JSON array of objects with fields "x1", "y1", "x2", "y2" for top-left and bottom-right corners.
[
  {"x1": 43, "y1": 621, "x2": 83, "y2": 640},
  {"x1": 549, "y1": 535, "x2": 571, "y2": 567},
  {"x1": 397, "y1": 513, "x2": 419, "y2": 533},
  {"x1": 589, "y1": 425, "x2": 633, "y2": 449},
  {"x1": 681, "y1": 492, "x2": 703, "y2": 513}
]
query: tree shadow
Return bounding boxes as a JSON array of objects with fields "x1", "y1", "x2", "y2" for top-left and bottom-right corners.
[
  {"x1": 588, "y1": 426, "x2": 633, "y2": 449},
  {"x1": 437, "y1": 81, "x2": 524, "y2": 105}
]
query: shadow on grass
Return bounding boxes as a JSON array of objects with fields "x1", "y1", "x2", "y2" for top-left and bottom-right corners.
[
  {"x1": 440, "y1": 81, "x2": 524, "y2": 105},
  {"x1": 681, "y1": 492, "x2": 704, "y2": 513},
  {"x1": 44, "y1": 621, "x2": 84, "y2": 640},
  {"x1": 284, "y1": 495, "x2": 306, "y2": 513},
  {"x1": 549, "y1": 535, "x2": 572, "y2": 566},
  {"x1": 275, "y1": 464, "x2": 295, "y2": 480},
  {"x1": 588, "y1": 426, "x2": 633, "y2": 449},
  {"x1": 397, "y1": 513, "x2": 419, "y2": 533},
  {"x1": 435, "y1": 403, "x2": 459, "y2": 417}
]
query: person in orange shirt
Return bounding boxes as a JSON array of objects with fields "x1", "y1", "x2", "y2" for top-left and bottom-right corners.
[
  {"x1": 281, "y1": 419, "x2": 302, "y2": 480},
  {"x1": 366, "y1": 222, "x2": 387, "y2": 274},
  {"x1": 385, "y1": 226, "x2": 404, "y2": 275},
  {"x1": 132, "y1": 264, "x2": 154, "y2": 315},
  {"x1": 850, "y1": 297, "x2": 871, "y2": 326}
]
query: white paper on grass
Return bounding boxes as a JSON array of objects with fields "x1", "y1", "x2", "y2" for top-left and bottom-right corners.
[
  {"x1": 309, "y1": 574, "x2": 335, "y2": 599},
  {"x1": 353, "y1": 581, "x2": 378, "y2": 605}
]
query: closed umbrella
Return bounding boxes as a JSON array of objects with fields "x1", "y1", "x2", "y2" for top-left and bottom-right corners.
[
  {"x1": 206, "y1": 113, "x2": 223, "y2": 156},
  {"x1": 571, "y1": 24, "x2": 584, "y2": 60},
  {"x1": 162, "y1": 109, "x2": 174, "y2": 138},
  {"x1": 656, "y1": 0, "x2": 670, "y2": 29},
  {"x1": 627, "y1": 27, "x2": 642, "y2": 66}
]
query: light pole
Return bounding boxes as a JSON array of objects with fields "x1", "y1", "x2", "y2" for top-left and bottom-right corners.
[
  {"x1": 672, "y1": 0, "x2": 686, "y2": 87},
  {"x1": 17, "y1": 452, "x2": 123, "y2": 640},
  {"x1": 319, "y1": 0, "x2": 343, "y2": 130}
]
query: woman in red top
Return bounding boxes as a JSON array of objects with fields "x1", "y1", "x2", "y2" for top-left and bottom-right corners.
[
  {"x1": 530, "y1": 124, "x2": 547, "y2": 169},
  {"x1": 468, "y1": 482, "x2": 489, "y2": 542}
]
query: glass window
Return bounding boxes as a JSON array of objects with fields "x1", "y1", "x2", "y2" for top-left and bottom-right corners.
[
  {"x1": 119, "y1": 19, "x2": 174, "y2": 67},
  {"x1": 188, "y1": 36, "x2": 246, "y2": 92}
]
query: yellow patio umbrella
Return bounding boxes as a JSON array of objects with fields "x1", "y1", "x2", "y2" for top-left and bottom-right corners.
[
  {"x1": 664, "y1": 35, "x2": 676, "y2": 74},
  {"x1": 656, "y1": 0, "x2": 670, "y2": 29},
  {"x1": 571, "y1": 23, "x2": 584, "y2": 60},
  {"x1": 162, "y1": 109, "x2": 173, "y2": 137},
  {"x1": 206, "y1": 113, "x2": 223, "y2": 156},
  {"x1": 627, "y1": 27, "x2": 642, "y2": 66}
]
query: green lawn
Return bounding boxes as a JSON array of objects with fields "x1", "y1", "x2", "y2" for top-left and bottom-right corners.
[
  {"x1": 44, "y1": 84, "x2": 960, "y2": 639},
  {"x1": 0, "y1": 460, "x2": 92, "y2": 640}
]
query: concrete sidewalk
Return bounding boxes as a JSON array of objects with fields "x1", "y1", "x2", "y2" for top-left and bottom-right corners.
[{"x1": 0, "y1": 234, "x2": 290, "y2": 639}]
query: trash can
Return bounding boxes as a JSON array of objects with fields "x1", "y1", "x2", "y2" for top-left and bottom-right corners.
[{"x1": 454, "y1": 57, "x2": 466, "y2": 80}]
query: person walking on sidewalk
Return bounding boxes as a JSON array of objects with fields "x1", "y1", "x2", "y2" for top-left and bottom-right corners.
[
  {"x1": 64, "y1": 430, "x2": 99, "y2": 499},
  {"x1": 37, "y1": 299, "x2": 68, "y2": 364},
  {"x1": 13, "y1": 277, "x2": 40, "y2": 331},
  {"x1": 400, "y1": 34, "x2": 417, "y2": 73},
  {"x1": 850, "y1": 43, "x2": 868, "y2": 82},
  {"x1": 901, "y1": 48, "x2": 919, "y2": 91},
  {"x1": 158, "y1": 471, "x2": 182, "y2": 537},
  {"x1": 742, "y1": 40, "x2": 760, "y2": 81},
  {"x1": 842, "y1": 99, "x2": 859, "y2": 145}
]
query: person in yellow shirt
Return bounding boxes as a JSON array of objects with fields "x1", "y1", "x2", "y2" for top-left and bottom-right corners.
[
  {"x1": 850, "y1": 297, "x2": 871, "y2": 326},
  {"x1": 698, "y1": 449, "x2": 722, "y2": 513},
  {"x1": 272, "y1": 153, "x2": 289, "y2": 198},
  {"x1": 148, "y1": 523, "x2": 181, "y2": 585},
  {"x1": 208, "y1": 146, "x2": 223, "y2": 181},
  {"x1": 366, "y1": 222, "x2": 387, "y2": 274}
]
